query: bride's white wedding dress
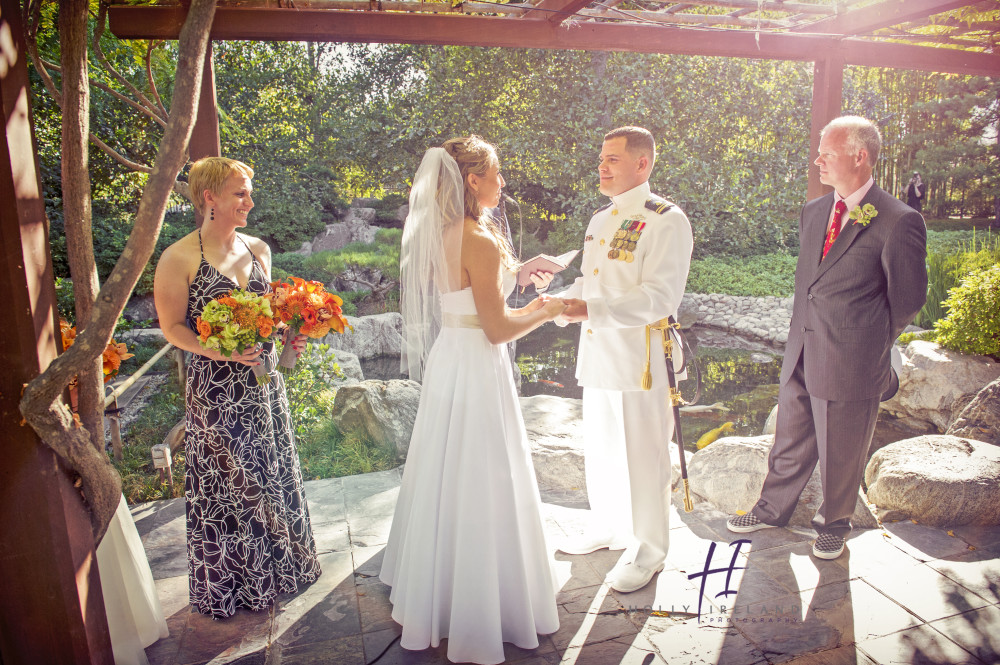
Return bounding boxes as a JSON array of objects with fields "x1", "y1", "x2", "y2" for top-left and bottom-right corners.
[
  {"x1": 380, "y1": 274, "x2": 559, "y2": 664},
  {"x1": 97, "y1": 495, "x2": 169, "y2": 665}
]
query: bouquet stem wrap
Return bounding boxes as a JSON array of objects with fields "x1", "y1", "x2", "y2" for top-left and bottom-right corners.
[
  {"x1": 252, "y1": 341, "x2": 276, "y2": 385},
  {"x1": 251, "y1": 363, "x2": 271, "y2": 385},
  {"x1": 277, "y1": 326, "x2": 300, "y2": 375}
]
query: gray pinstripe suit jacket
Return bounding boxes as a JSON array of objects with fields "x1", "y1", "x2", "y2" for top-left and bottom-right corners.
[{"x1": 780, "y1": 184, "x2": 928, "y2": 402}]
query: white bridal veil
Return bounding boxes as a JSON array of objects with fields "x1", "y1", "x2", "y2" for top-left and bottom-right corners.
[{"x1": 399, "y1": 147, "x2": 465, "y2": 381}]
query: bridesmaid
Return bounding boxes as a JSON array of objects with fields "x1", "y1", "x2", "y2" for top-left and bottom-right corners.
[{"x1": 153, "y1": 157, "x2": 320, "y2": 618}]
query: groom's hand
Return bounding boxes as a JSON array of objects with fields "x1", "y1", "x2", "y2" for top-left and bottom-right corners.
[{"x1": 558, "y1": 298, "x2": 588, "y2": 324}]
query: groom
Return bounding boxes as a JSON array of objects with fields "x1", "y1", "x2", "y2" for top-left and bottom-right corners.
[
  {"x1": 727, "y1": 116, "x2": 927, "y2": 559},
  {"x1": 555, "y1": 126, "x2": 693, "y2": 593}
]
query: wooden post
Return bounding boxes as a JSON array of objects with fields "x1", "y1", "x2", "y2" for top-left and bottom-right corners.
[
  {"x1": 190, "y1": 41, "x2": 221, "y2": 228},
  {"x1": 807, "y1": 54, "x2": 844, "y2": 201},
  {"x1": 0, "y1": 2, "x2": 113, "y2": 662}
]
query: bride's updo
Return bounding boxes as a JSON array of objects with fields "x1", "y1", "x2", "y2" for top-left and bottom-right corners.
[
  {"x1": 442, "y1": 135, "x2": 496, "y2": 222},
  {"x1": 441, "y1": 135, "x2": 518, "y2": 271}
]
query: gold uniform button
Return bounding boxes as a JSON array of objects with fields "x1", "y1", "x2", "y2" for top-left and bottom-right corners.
[
  {"x1": 599, "y1": 239, "x2": 605, "y2": 245},
  {"x1": 587, "y1": 329, "x2": 593, "y2": 335},
  {"x1": 611, "y1": 209, "x2": 619, "y2": 216},
  {"x1": 593, "y1": 268, "x2": 599, "y2": 275}
]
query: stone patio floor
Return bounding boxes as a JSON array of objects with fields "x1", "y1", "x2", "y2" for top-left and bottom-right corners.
[{"x1": 133, "y1": 468, "x2": 1000, "y2": 665}]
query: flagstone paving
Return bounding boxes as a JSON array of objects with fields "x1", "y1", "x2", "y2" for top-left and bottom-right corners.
[{"x1": 132, "y1": 468, "x2": 1000, "y2": 665}]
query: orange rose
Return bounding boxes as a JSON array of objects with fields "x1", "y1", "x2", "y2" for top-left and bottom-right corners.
[{"x1": 196, "y1": 317, "x2": 213, "y2": 342}]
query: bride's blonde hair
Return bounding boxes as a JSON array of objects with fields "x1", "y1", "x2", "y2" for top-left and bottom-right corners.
[{"x1": 442, "y1": 135, "x2": 519, "y2": 271}]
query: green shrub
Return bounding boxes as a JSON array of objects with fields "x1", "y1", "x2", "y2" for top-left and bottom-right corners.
[
  {"x1": 371, "y1": 193, "x2": 408, "y2": 225},
  {"x1": 914, "y1": 231, "x2": 1000, "y2": 328},
  {"x1": 281, "y1": 342, "x2": 343, "y2": 436},
  {"x1": 934, "y1": 264, "x2": 1000, "y2": 358},
  {"x1": 272, "y1": 252, "x2": 308, "y2": 283},
  {"x1": 686, "y1": 253, "x2": 797, "y2": 297},
  {"x1": 897, "y1": 329, "x2": 937, "y2": 346}
]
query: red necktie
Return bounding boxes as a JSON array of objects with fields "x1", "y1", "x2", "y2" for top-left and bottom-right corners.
[{"x1": 822, "y1": 200, "x2": 847, "y2": 261}]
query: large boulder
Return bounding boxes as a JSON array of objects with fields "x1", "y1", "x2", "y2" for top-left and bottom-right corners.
[
  {"x1": 329, "y1": 349, "x2": 364, "y2": 386},
  {"x1": 331, "y1": 379, "x2": 421, "y2": 458},
  {"x1": 520, "y1": 395, "x2": 586, "y2": 492},
  {"x1": 882, "y1": 341, "x2": 1000, "y2": 432},
  {"x1": 320, "y1": 312, "x2": 403, "y2": 360},
  {"x1": 687, "y1": 435, "x2": 879, "y2": 529},
  {"x1": 333, "y1": 265, "x2": 391, "y2": 294},
  {"x1": 123, "y1": 294, "x2": 158, "y2": 323},
  {"x1": 309, "y1": 223, "x2": 353, "y2": 253},
  {"x1": 947, "y1": 377, "x2": 1000, "y2": 445},
  {"x1": 865, "y1": 435, "x2": 1000, "y2": 526}
]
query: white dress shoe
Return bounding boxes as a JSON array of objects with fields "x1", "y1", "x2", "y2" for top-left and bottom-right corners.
[
  {"x1": 607, "y1": 562, "x2": 664, "y2": 593},
  {"x1": 557, "y1": 533, "x2": 629, "y2": 556}
]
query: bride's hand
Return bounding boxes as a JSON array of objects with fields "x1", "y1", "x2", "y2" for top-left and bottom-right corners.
[{"x1": 541, "y1": 297, "x2": 567, "y2": 320}]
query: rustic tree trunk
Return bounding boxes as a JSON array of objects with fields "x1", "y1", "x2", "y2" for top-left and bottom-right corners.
[
  {"x1": 60, "y1": 0, "x2": 105, "y2": 449},
  {"x1": 947, "y1": 377, "x2": 1000, "y2": 445},
  {"x1": 19, "y1": 0, "x2": 218, "y2": 543}
]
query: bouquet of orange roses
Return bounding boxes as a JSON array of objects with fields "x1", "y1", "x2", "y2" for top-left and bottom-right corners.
[
  {"x1": 195, "y1": 289, "x2": 277, "y2": 385},
  {"x1": 267, "y1": 277, "x2": 349, "y2": 375}
]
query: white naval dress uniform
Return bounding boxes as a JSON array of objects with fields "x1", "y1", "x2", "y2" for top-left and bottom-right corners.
[{"x1": 559, "y1": 181, "x2": 693, "y2": 569}]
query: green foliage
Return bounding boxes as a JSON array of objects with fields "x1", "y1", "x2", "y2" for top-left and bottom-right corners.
[
  {"x1": 898, "y1": 329, "x2": 938, "y2": 346},
  {"x1": 272, "y1": 252, "x2": 308, "y2": 283},
  {"x1": 914, "y1": 231, "x2": 1000, "y2": 328},
  {"x1": 281, "y1": 342, "x2": 343, "y2": 436},
  {"x1": 304, "y1": 228, "x2": 403, "y2": 283},
  {"x1": 685, "y1": 253, "x2": 797, "y2": 297},
  {"x1": 372, "y1": 192, "x2": 408, "y2": 225},
  {"x1": 934, "y1": 264, "x2": 1000, "y2": 358}
]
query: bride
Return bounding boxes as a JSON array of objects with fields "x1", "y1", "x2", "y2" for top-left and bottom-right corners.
[{"x1": 380, "y1": 136, "x2": 565, "y2": 664}]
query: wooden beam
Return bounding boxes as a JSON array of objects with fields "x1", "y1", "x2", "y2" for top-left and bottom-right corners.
[
  {"x1": 522, "y1": 0, "x2": 596, "y2": 23},
  {"x1": 807, "y1": 55, "x2": 842, "y2": 201},
  {"x1": 107, "y1": 6, "x2": 1000, "y2": 76},
  {"x1": 0, "y1": 1, "x2": 114, "y2": 663},
  {"x1": 793, "y1": 0, "x2": 972, "y2": 35},
  {"x1": 581, "y1": 7, "x2": 793, "y2": 28}
]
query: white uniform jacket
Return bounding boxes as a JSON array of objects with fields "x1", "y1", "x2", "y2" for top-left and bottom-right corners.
[{"x1": 561, "y1": 182, "x2": 693, "y2": 392}]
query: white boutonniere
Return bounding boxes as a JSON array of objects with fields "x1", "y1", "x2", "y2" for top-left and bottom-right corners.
[{"x1": 849, "y1": 203, "x2": 878, "y2": 227}]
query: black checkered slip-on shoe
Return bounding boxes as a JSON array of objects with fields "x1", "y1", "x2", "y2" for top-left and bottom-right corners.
[
  {"x1": 812, "y1": 533, "x2": 846, "y2": 560},
  {"x1": 726, "y1": 512, "x2": 774, "y2": 533}
]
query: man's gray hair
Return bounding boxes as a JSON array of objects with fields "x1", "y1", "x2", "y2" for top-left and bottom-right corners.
[{"x1": 822, "y1": 116, "x2": 881, "y2": 167}]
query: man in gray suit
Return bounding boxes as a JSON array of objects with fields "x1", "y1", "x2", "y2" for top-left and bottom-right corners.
[{"x1": 727, "y1": 116, "x2": 927, "y2": 559}]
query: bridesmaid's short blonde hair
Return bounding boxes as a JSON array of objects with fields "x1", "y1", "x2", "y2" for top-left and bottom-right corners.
[{"x1": 189, "y1": 157, "x2": 254, "y2": 214}]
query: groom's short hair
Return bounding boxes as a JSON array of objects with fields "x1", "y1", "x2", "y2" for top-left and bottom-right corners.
[
  {"x1": 822, "y1": 116, "x2": 881, "y2": 168},
  {"x1": 605, "y1": 126, "x2": 656, "y2": 165}
]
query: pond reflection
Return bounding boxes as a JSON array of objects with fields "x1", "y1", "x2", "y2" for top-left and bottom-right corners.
[{"x1": 515, "y1": 324, "x2": 784, "y2": 451}]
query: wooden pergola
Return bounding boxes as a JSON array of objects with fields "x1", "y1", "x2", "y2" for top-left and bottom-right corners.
[
  {"x1": 107, "y1": 0, "x2": 1000, "y2": 199},
  {"x1": 0, "y1": 0, "x2": 996, "y2": 662}
]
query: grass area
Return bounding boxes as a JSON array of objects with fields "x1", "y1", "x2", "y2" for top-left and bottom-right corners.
[
  {"x1": 296, "y1": 421, "x2": 397, "y2": 480},
  {"x1": 686, "y1": 252, "x2": 797, "y2": 297},
  {"x1": 924, "y1": 217, "x2": 998, "y2": 233},
  {"x1": 114, "y1": 373, "x2": 186, "y2": 503}
]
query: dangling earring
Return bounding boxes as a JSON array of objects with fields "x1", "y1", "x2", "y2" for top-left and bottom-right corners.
[{"x1": 209, "y1": 207, "x2": 215, "y2": 222}]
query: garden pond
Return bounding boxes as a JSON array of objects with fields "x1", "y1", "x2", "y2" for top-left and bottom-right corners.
[{"x1": 360, "y1": 324, "x2": 786, "y2": 453}]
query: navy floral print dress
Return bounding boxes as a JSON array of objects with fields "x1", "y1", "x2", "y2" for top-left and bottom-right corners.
[{"x1": 184, "y1": 233, "x2": 320, "y2": 618}]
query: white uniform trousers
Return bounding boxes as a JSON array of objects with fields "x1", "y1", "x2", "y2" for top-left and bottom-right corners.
[{"x1": 582, "y1": 386, "x2": 674, "y2": 569}]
